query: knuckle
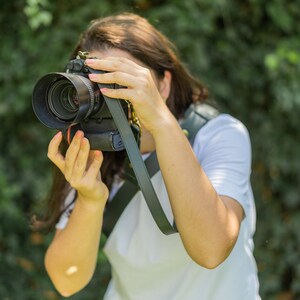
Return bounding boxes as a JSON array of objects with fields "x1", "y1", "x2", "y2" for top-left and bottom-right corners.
[
  {"x1": 112, "y1": 60, "x2": 119, "y2": 69},
  {"x1": 47, "y1": 151, "x2": 52, "y2": 160},
  {"x1": 118, "y1": 57, "x2": 128, "y2": 65},
  {"x1": 111, "y1": 71, "x2": 119, "y2": 80},
  {"x1": 140, "y1": 78, "x2": 149, "y2": 89},
  {"x1": 47, "y1": 144, "x2": 54, "y2": 157},
  {"x1": 47, "y1": 152, "x2": 57, "y2": 165},
  {"x1": 140, "y1": 67, "x2": 151, "y2": 78},
  {"x1": 136, "y1": 89, "x2": 144, "y2": 97}
]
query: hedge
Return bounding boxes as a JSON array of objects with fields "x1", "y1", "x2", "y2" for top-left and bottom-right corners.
[{"x1": 1, "y1": 0, "x2": 299, "y2": 299}]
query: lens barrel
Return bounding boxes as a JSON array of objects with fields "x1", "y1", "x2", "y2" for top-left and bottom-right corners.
[{"x1": 32, "y1": 72, "x2": 101, "y2": 129}]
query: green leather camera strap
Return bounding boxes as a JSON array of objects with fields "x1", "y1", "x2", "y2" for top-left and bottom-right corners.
[
  {"x1": 102, "y1": 92, "x2": 177, "y2": 235},
  {"x1": 102, "y1": 101, "x2": 219, "y2": 237}
]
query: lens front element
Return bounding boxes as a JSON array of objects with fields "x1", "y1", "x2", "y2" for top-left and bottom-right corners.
[
  {"x1": 32, "y1": 72, "x2": 101, "y2": 129},
  {"x1": 48, "y1": 79, "x2": 79, "y2": 121}
]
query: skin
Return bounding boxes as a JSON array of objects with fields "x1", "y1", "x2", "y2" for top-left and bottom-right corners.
[{"x1": 45, "y1": 49, "x2": 244, "y2": 297}]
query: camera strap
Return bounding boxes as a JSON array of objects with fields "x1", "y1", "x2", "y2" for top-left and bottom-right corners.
[
  {"x1": 101, "y1": 93, "x2": 178, "y2": 235},
  {"x1": 102, "y1": 101, "x2": 219, "y2": 237}
]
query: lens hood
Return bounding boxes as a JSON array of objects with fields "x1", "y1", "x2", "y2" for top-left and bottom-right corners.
[{"x1": 32, "y1": 72, "x2": 99, "y2": 129}]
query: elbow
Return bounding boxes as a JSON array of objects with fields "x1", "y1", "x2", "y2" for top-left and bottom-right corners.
[
  {"x1": 190, "y1": 254, "x2": 227, "y2": 270},
  {"x1": 54, "y1": 286, "x2": 82, "y2": 298},
  {"x1": 44, "y1": 252, "x2": 91, "y2": 297},
  {"x1": 53, "y1": 283, "x2": 80, "y2": 298},
  {"x1": 197, "y1": 256, "x2": 228, "y2": 270},
  {"x1": 45, "y1": 265, "x2": 90, "y2": 297},
  {"x1": 56, "y1": 290, "x2": 75, "y2": 298},
  {"x1": 186, "y1": 241, "x2": 235, "y2": 270},
  {"x1": 54, "y1": 279, "x2": 90, "y2": 298}
]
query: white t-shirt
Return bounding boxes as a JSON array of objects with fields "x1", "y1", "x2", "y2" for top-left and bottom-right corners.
[{"x1": 56, "y1": 114, "x2": 261, "y2": 300}]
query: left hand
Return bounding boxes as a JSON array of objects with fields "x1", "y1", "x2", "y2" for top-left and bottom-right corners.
[{"x1": 85, "y1": 57, "x2": 169, "y2": 134}]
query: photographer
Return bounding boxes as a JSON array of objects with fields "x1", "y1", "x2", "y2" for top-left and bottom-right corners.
[{"x1": 35, "y1": 13, "x2": 260, "y2": 299}]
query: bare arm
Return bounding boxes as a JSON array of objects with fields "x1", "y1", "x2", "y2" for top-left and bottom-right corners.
[
  {"x1": 86, "y1": 56, "x2": 245, "y2": 269},
  {"x1": 45, "y1": 131, "x2": 108, "y2": 296},
  {"x1": 151, "y1": 113, "x2": 244, "y2": 268}
]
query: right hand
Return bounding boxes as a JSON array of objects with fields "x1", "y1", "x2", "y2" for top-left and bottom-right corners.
[{"x1": 47, "y1": 130, "x2": 109, "y2": 204}]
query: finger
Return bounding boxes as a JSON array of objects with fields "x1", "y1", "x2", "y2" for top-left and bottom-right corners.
[
  {"x1": 88, "y1": 71, "x2": 137, "y2": 88},
  {"x1": 64, "y1": 131, "x2": 84, "y2": 180},
  {"x1": 72, "y1": 137, "x2": 90, "y2": 181},
  {"x1": 84, "y1": 150, "x2": 104, "y2": 180},
  {"x1": 47, "y1": 131, "x2": 65, "y2": 171},
  {"x1": 100, "y1": 87, "x2": 138, "y2": 103},
  {"x1": 86, "y1": 57, "x2": 141, "y2": 74}
]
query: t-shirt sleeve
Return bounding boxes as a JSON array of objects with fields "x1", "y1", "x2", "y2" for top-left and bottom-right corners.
[
  {"x1": 55, "y1": 189, "x2": 76, "y2": 230},
  {"x1": 193, "y1": 114, "x2": 252, "y2": 215}
]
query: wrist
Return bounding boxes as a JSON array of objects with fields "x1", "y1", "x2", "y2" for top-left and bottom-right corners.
[
  {"x1": 149, "y1": 110, "x2": 180, "y2": 140},
  {"x1": 76, "y1": 190, "x2": 108, "y2": 212}
]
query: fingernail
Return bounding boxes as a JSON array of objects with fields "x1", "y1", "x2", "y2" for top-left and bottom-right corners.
[
  {"x1": 81, "y1": 137, "x2": 88, "y2": 146},
  {"x1": 94, "y1": 150, "x2": 102, "y2": 160},
  {"x1": 54, "y1": 131, "x2": 62, "y2": 139},
  {"x1": 75, "y1": 130, "x2": 83, "y2": 139},
  {"x1": 100, "y1": 88, "x2": 108, "y2": 93},
  {"x1": 88, "y1": 73, "x2": 97, "y2": 79},
  {"x1": 85, "y1": 59, "x2": 97, "y2": 65}
]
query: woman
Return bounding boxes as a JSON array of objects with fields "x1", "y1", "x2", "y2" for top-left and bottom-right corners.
[{"x1": 38, "y1": 12, "x2": 260, "y2": 299}]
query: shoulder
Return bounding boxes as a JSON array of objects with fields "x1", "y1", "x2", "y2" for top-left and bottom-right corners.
[
  {"x1": 192, "y1": 114, "x2": 254, "y2": 219},
  {"x1": 193, "y1": 114, "x2": 251, "y2": 159},
  {"x1": 199, "y1": 113, "x2": 250, "y2": 140}
]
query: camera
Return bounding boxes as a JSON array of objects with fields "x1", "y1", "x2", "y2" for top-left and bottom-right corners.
[{"x1": 32, "y1": 52, "x2": 129, "y2": 151}]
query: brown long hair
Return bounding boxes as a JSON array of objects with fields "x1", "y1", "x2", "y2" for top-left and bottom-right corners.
[{"x1": 33, "y1": 12, "x2": 208, "y2": 232}]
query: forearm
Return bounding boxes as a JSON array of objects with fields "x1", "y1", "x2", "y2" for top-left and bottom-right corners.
[
  {"x1": 45, "y1": 130, "x2": 109, "y2": 295},
  {"x1": 151, "y1": 111, "x2": 242, "y2": 268},
  {"x1": 45, "y1": 197, "x2": 106, "y2": 297}
]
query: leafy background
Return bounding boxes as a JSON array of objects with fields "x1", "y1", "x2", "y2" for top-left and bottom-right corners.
[{"x1": 1, "y1": 0, "x2": 300, "y2": 299}]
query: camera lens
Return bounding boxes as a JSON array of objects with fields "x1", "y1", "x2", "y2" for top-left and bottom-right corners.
[
  {"x1": 48, "y1": 79, "x2": 79, "y2": 121},
  {"x1": 32, "y1": 72, "x2": 102, "y2": 129}
]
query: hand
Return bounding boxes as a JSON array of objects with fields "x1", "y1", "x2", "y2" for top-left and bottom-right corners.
[
  {"x1": 47, "y1": 131, "x2": 109, "y2": 204},
  {"x1": 85, "y1": 56, "x2": 171, "y2": 134}
]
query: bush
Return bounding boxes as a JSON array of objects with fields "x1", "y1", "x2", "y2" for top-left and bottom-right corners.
[{"x1": 1, "y1": 0, "x2": 299, "y2": 299}]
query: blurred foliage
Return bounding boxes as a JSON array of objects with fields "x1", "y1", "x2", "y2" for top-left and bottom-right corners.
[{"x1": 0, "y1": 0, "x2": 299, "y2": 299}]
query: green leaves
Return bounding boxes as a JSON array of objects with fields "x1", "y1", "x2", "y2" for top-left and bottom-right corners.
[
  {"x1": 24, "y1": 0, "x2": 52, "y2": 30},
  {"x1": 267, "y1": 1, "x2": 294, "y2": 33},
  {"x1": 1, "y1": 0, "x2": 300, "y2": 299}
]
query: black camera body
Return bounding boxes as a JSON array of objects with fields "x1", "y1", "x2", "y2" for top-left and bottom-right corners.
[{"x1": 32, "y1": 54, "x2": 128, "y2": 151}]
